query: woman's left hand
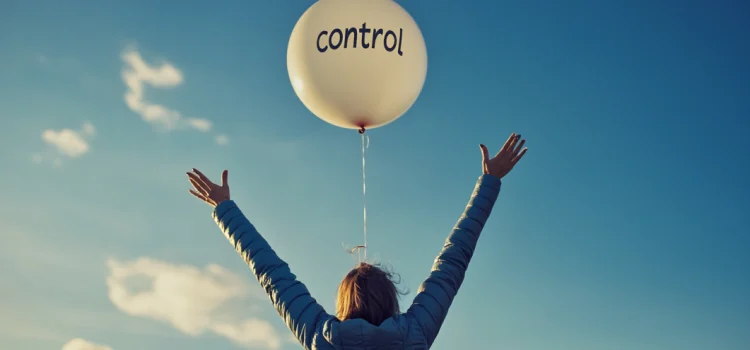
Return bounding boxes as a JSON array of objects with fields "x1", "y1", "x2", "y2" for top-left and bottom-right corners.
[
  {"x1": 187, "y1": 168, "x2": 230, "y2": 208},
  {"x1": 479, "y1": 133, "x2": 528, "y2": 180}
]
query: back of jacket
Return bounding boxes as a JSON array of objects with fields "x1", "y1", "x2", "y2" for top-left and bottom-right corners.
[
  {"x1": 212, "y1": 175, "x2": 501, "y2": 349},
  {"x1": 312, "y1": 315, "x2": 426, "y2": 349}
]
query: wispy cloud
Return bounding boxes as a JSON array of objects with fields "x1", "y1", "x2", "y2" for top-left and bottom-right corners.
[
  {"x1": 106, "y1": 257, "x2": 282, "y2": 349},
  {"x1": 120, "y1": 47, "x2": 229, "y2": 146},
  {"x1": 61, "y1": 338, "x2": 113, "y2": 350},
  {"x1": 33, "y1": 121, "x2": 96, "y2": 166},
  {"x1": 216, "y1": 134, "x2": 230, "y2": 146}
]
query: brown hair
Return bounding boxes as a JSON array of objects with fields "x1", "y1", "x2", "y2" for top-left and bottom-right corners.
[{"x1": 335, "y1": 262, "x2": 406, "y2": 325}]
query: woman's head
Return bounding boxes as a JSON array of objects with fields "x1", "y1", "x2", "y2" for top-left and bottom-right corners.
[{"x1": 335, "y1": 262, "x2": 405, "y2": 325}]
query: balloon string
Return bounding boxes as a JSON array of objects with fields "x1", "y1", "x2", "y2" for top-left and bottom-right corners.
[{"x1": 361, "y1": 131, "x2": 369, "y2": 262}]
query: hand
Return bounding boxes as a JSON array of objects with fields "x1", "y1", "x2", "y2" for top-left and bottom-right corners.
[
  {"x1": 187, "y1": 168, "x2": 230, "y2": 208},
  {"x1": 480, "y1": 133, "x2": 528, "y2": 180}
]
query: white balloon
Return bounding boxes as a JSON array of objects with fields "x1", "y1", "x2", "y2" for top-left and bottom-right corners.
[{"x1": 287, "y1": 0, "x2": 428, "y2": 131}]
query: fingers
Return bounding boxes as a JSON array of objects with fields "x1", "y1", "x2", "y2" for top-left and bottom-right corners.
[
  {"x1": 507, "y1": 134, "x2": 520, "y2": 155},
  {"x1": 480, "y1": 144, "x2": 490, "y2": 164},
  {"x1": 499, "y1": 133, "x2": 521, "y2": 158},
  {"x1": 513, "y1": 139, "x2": 526, "y2": 157},
  {"x1": 500, "y1": 133, "x2": 516, "y2": 153},
  {"x1": 188, "y1": 178, "x2": 209, "y2": 195},
  {"x1": 191, "y1": 168, "x2": 214, "y2": 188},
  {"x1": 187, "y1": 173, "x2": 209, "y2": 194},
  {"x1": 512, "y1": 148, "x2": 528, "y2": 164},
  {"x1": 189, "y1": 189, "x2": 212, "y2": 205},
  {"x1": 220, "y1": 170, "x2": 229, "y2": 188}
]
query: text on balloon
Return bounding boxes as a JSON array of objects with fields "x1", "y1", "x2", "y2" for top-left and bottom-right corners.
[{"x1": 317, "y1": 23, "x2": 404, "y2": 56}]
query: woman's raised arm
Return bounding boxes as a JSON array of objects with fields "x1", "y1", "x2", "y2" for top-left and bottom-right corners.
[
  {"x1": 405, "y1": 174, "x2": 501, "y2": 347},
  {"x1": 187, "y1": 169, "x2": 329, "y2": 350},
  {"x1": 406, "y1": 133, "x2": 527, "y2": 347}
]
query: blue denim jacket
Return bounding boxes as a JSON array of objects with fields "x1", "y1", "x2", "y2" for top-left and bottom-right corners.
[{"x1": 212, "y1": 175, "x2": 501, "y2": 349}]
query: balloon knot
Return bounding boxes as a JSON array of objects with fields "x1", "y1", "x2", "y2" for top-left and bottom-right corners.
[{"x1": 358, "y1": 126, "x2": 366, "y2": 134}]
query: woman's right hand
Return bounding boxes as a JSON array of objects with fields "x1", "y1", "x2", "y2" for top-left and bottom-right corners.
[
  {"x1": 479, "y1": 133, "x2": 528, "y2": 180},
  {"x1": 187, "y1": 168, "x2": 231, "y2": 208}
]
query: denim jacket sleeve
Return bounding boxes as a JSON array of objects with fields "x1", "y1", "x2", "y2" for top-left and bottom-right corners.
[
  {"x1": 213, "y1": 200, "x2": 329, "y2": 350},
  {"x1": 406, "y1": 175, "x2": 501, "y2": 347}
]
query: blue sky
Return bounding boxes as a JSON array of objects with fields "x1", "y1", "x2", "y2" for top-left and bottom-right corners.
[{"x1": 1, "y1": 0, "x2": 749, "y2": 349}]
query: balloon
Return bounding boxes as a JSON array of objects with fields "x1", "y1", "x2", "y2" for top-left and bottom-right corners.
[{"x1": 287, "y1": 0, "x2": 428, "y2": 132}]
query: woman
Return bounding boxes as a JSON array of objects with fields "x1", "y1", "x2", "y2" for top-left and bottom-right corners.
[{"x1": 186, "y1": 133, "x2": 528, "y2": 349}]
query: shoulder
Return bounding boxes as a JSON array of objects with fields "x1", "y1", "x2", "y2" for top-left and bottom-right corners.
[
  {"x1": 399, "y1": 313, "x2": 428, "y2": 342},
  {"x1": 308, "y1": 315, "x2": 337, "y2": 349}
]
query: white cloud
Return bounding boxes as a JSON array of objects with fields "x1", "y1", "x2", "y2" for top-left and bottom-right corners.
[
  {"x1": 82, "y1": 122, "x2": 96, "y2": 137},
  {"x1": 106, "y1": 257, "x2": 282, "y2": 349},
  {"x1": 42, "y1": 128, "x2": 89, "y2": 157},
  {"x1": 121, "y1": 50, "x2": 183, "y2": 131},
  {"x1": 216, "y1": 134, "x2": 230, "y2": 146},
  {"x1": 187, "y1": 117, "x2": 212, "y2": 132},
  {"x1": 61, "y1": 338, "x2": 113, "y2": 350},
  {"x1": 120, "y1": 48, "x2": 227, "y2": 143},
  {"x1": 212, "y1": 320, "x2": 282, "y2": 349},
  {"x1": 35, "y1": 122, "x2": 96, "y2": 165}
]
